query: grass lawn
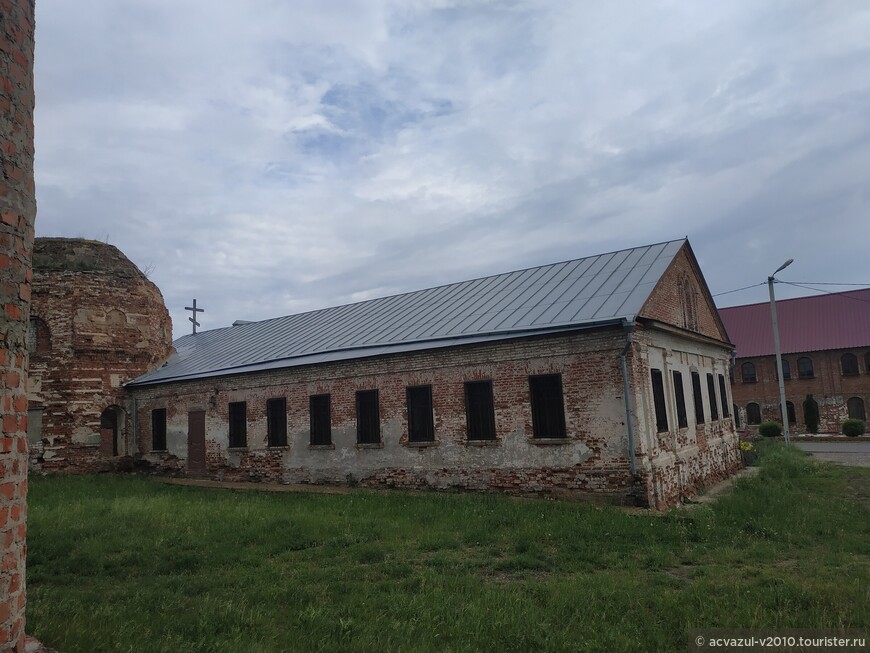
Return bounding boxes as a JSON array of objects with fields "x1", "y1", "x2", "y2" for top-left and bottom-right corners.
[{"x1": 26, "y1": 443, "x2": 869, "y2": 653}]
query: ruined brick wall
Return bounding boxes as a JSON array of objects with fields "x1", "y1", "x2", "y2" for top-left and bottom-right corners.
[
  {"x1": 131, "y1": 329, "x2": 641, "y2": 501},
  {"x1": 630, "y1": 326, "x2": 741, "y2": 509},
  {"x1": 129, "y1": 325, "x2": 739, "y2": 508},
  {"x1": 27, "y1": 238, "x2": 173, "y2": 473},
  {"x1": 731, "y1": 349, "x2": 870, "y2": 434},
  {"x1": 0, "y1": 1, "x2": 35, "y2": 649}
]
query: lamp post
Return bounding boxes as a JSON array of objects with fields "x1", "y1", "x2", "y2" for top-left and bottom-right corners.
[{"x1": 768, "y1": 258, "x2": 793, "y2": 445}]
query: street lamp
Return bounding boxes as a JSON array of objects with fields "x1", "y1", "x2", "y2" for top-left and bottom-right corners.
[{"x1": 768, "y1": 258, "x2": 793, "y2": 445}]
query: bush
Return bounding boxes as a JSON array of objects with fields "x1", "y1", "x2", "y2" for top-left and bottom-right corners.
[
  {"x1": 803, "y1": 394, "x2": 820, "y2": 434},
  {"x1": 841, "y1": 419, "x2": 866, "y2": 437},
  {"x1": 758, "y1": 421, "x2": 783, "y2": 438}
]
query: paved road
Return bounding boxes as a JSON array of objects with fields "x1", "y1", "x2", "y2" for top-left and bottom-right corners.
[{"x1": 794, "y1": 440, "x2": 870, "y2": 467}]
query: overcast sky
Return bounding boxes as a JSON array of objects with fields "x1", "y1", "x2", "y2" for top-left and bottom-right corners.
[{"x1": 33, "y1": 1, "x2": 870, "y2": 339}]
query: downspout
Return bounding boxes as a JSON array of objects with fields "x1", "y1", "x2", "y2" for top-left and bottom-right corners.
[
  {"x1": 131, "y1": 396, "x2": 138, "y2": 456},
  {"x1": 620, "y1": 320, "x2": 637, "y2": 476}
]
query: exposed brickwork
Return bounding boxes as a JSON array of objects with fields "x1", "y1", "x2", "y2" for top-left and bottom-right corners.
[
  {"x1": 0, "y1": 1, "x2": 35, "y2": 649},
  {"x1": 129, "y1": 323, "x2": 739, "y2": 508},
  {"x1": 639, "y1": 243, "x2": 729, "y2": 343},
  {"x1": 629, "y1": 326, "x2": 741, "y2": 509},
  {"x1": 731, "y1": 348, "x2": 870, "y2": 434},
  {"x1": 27, "y1": 238, "x2": 173, "y2": 473}
]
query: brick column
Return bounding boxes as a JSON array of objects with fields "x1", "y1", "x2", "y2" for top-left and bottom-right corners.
[{"x1": 0, "y1": 1, "x2": 36, "y2": 650}]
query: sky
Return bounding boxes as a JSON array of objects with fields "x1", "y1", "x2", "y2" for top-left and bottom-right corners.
[{"x1": 33, "y1": 1, "x2": 870, "y2": 339}]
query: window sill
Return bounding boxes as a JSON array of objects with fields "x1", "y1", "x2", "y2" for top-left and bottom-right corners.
[
  {"x1": 742, "y1": 380, "x2": 757, "y2": 384},
  {"x1": 528, "y1": 437, "x2": 571, "y2": 446},
  {"x1": 405, "y1": 440, "x2": 439, "y2": 448},
  {"x1": 309, "y1": 444, "x2": 335, "y2": 450},
  {"x1": 465, "y1": 439, "x2": 501, "y2": 446},
  {"x1": 149, "y1": 449, "x2": 168, "y2": 454},
  {"x1": 798, "y1": 376, "x2": 814, "y2": 380},
  {"x1": 356, "y1": 442, "x2": 384, "y2": 449},
  {"x1": 267, "y1": 445, "x2": 289, "y2": 450},
  {"x1": 227, "y1": 447, "x2": 248, "y2": 452}
]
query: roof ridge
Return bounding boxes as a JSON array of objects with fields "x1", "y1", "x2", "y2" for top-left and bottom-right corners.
[
  {"x1": 719, "y1": 286, "x2": 870, "y2": 311},
  {"x1": 186, "y1": 237, "x2": 687, "y2": 338}
]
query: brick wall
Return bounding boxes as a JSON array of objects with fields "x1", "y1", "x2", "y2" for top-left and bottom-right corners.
[
  {"x1": 0, "y1": 1, "x2": 35, "y2": 649},
  {"x1": 129, "y1": 324, "x2": 739, "y2": 508},
  {"x1": 27, "y1": 238, "x2": 173, "y2": 473},
  {"x1": 640, "y1": 243, "x2": 728, "y2": 343},
  {"x1": 630, "y1": 327, "x2": 741, "y2": 508},
  {"x1": 731, "y1": 348, "x2": 870, "y2": 433}
]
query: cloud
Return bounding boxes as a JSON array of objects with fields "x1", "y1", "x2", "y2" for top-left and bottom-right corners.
[{"x1": 33, "y1": 0, "x2": 870, "y2": 337}]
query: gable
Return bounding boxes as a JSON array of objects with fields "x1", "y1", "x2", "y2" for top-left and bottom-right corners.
[{"x1": 638, "y1": 243, "x2": 730, "y2": 343}]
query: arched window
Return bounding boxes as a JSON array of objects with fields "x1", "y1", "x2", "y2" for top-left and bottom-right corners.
[
  {"x1": 746, "y1": 403, "x2": 761, "y2": 425},
  {"x1": 797, "y1": 357, "x2": 814, "y2": 379},
  {"x1": 785, "y1": 401, "x2": 796, "y2": 425},
  {"x1": 27, "y1": 316, "x2": 51, "y2": 354},
  {"x1": 776, "y1": 359, "x2": 791, "y2": 381},
  {"x1": 733, "y1": 404, "x2": 741, "y2": 428},
  {"x1": 741, "y1": 362, "x2": 757, "y2": 383},
  {"x1": 865, "y1": 352, "x2": 870, "y2": 375},
  {"x1": 841, "y1": 353, "x2": 859, "y2": 376},
  {"x1": 678, "y1": 274, "x2": 698, "y2": 331},
  {"x1": 847, "y1": 397, "x2": 866, "y2": 421}
]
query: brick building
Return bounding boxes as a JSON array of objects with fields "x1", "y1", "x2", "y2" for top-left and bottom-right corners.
[
  {"x1": 26, "y1": 238, "x2": 174, "y2": 473},
  {"x1": 126, "y1": 239, "x2": 741, "y2": 508},
  {"x1": 0, "y1": 1, "x2": 35, "y2": 650},
  {"x1": 720, "y1": 289, "x2": 870, "y2": 434}
]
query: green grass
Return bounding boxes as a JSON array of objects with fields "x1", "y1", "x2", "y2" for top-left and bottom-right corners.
[{"x1": 27, "y1": 443, "x2": 870, "y2": 653}]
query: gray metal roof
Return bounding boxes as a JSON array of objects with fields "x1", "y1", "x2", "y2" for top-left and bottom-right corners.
[{"x1": 128, "y1": 239, "x2": 686, "y2": 386}]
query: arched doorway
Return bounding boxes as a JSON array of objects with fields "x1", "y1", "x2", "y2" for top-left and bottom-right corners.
[{"x1": 100, "y1": 406, "x2": 124, "y2": 457}]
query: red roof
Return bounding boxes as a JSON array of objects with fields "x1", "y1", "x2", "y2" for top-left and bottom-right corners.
[{"x1": 718, "y1": 288, "x2": 870, "y2": 358}]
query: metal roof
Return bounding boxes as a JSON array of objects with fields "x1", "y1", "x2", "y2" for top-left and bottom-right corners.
[
  {"x1": 128, "y1": 239, "x2": 687, "y2": 386},
  {"x1": 719, "y1": 288, "x2": 870, "y2": 358}
]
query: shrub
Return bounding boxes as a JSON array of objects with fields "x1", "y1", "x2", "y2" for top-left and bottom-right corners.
[
  {"x1": 841, "y1": 419, "x2": 866, "y2": 437},
  {"x1": 758, "y1": 421, "x2": 783, "y2": 438},
  {"x1": 803, "y1": 394, "x2": 820, "y2": 434}
]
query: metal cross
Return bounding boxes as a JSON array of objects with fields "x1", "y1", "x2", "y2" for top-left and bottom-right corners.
[{"x1": 185, "y1": 299, "x2": 204, "y2": 335}]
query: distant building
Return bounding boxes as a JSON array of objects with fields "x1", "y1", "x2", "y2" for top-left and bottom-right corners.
[
  {"x1": 719, "y1": 289, "x2": 870, "y2": 433},
  {"x1": 27, "y1": 238, "x2": 173, "y2": 472},
  {"x1": 125, "y1": 239, "x2": 740, "y2": 508}
]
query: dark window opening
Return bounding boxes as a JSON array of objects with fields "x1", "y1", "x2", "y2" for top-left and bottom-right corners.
[
  {"x1": 847, "y1": 397, "x2": 866, "y2": 421},
  {"x1": 718, "y1": 375, "x2": 730, "y2": 418},
  {"x1": 650, "y1": 369, "x2": 669, "y2": 433},
  {"x1": 27, "y1": 316, "x2": 50, "y2": 354},
  {"x1": 841, "y1": 353, "x2": 859, "y2": 376},
  {"x1": 798, "y1": 357, "x2": 814, "y2": 379},
  {"x1": 407, "y1": 385, "x2": 435, "y2": 442},
  {"x1": 529, "y1": 374, "x2": 567, "y2": 439},
  {"x1": 228, "y1": 401, "x2": 247, "y2": 448},
  {"x1": 267, "y1": 398, "x2": 287, "y2": 447},
  {"x1": 784, "y1": 401, "x2": 796, "y2": 425},
  {"x1": 691, "y1": 371, "x2": 705, "y2": 425},
  {"x1": 865, "y1": 352, "x2": 870, "y2": 375},
  {"x1": 309, "y1": 394, "x2": 332, "y2": 445},
  {"x1": 741, "y1": 361, "x2": 757, "y2": 383},
  {"x1": 706, "y1": 373, "x2": 719, "y2": 421},
  {"x1": 733, "y1": 405, "x2": 741, "y2": 428},
  {"x1": 746, "y1": 403, "x2": 762, "y2": 425},
  {"x1": 672, "y1": 371, "x2": 688, "y2": 429},
  {"x1": 780, "y1": 359, "x2": 791, "y2": 381},
  {"x1": 464, "y1": 380, "x2": 496, "y2": 440},
  {"x1": 356, "y1": 390, "x2": 381, "y2": 444},
  {"x1": 151, "y1": 408, "x2": 167, "y2": 451}
]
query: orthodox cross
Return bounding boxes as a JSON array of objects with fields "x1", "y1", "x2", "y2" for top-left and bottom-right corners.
[{"x1": 185, "y1": 299, "x2": 204, "y2": 335}]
